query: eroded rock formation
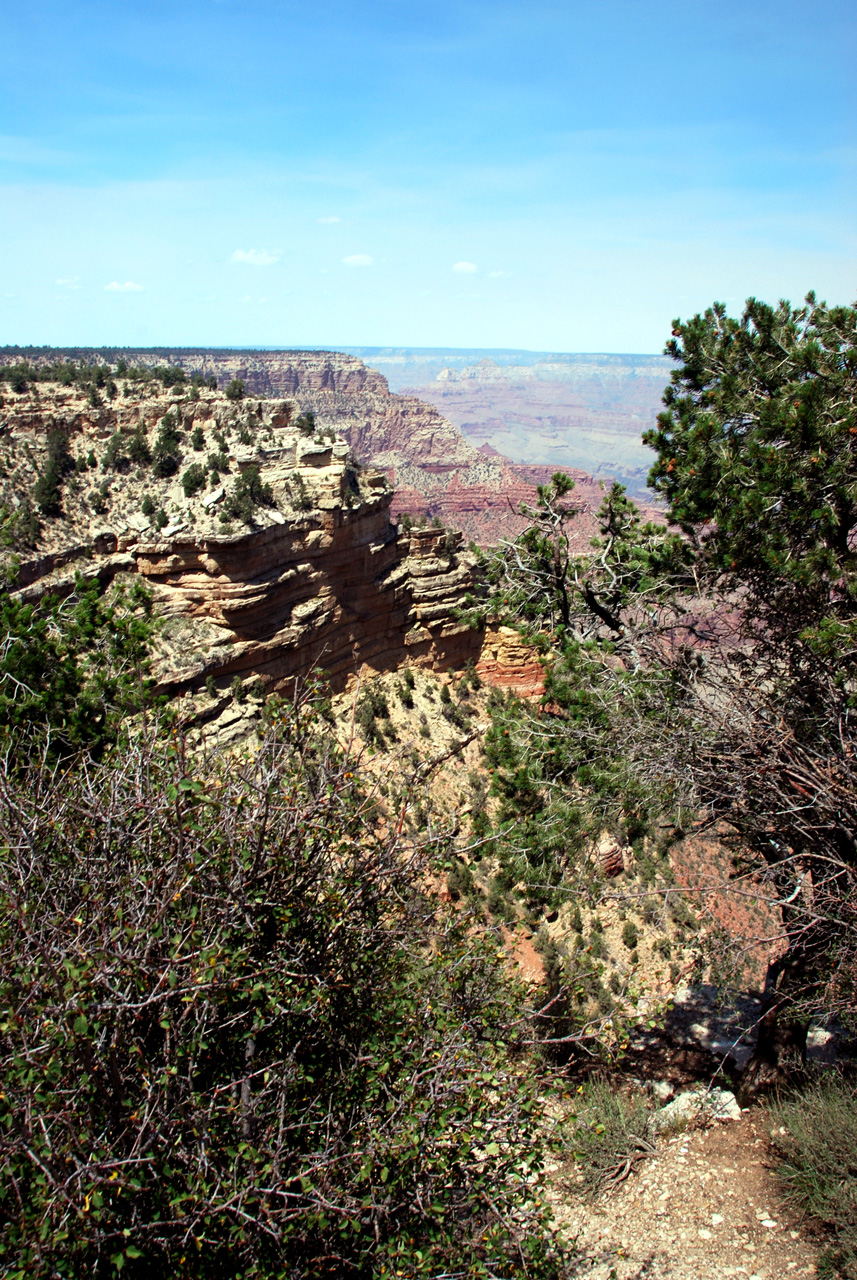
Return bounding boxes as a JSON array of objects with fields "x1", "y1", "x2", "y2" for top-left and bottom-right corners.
[{"x1": 1, "y1": 381, "x2": 543, "y2": 701}]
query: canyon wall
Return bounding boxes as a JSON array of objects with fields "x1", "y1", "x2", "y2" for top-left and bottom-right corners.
[
  {"x1": 0, "y1": 381, "x2": 537, "y2": 703},
  {"x1": 2, "y1": 348, "x2": 640, "y2": 545}
]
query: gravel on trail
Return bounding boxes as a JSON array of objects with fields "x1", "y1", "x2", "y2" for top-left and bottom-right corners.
[{"x1": 546, "y1": 1112, "x2": 819, "y2": 1279}]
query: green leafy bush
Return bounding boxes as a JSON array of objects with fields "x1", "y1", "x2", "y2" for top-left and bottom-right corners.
[
  {"x1": 222, "y1": 465, "x2": 275, "y2": 524},
  {"x1": 225, "y1": 377, "x2": 245, "y2": 401},
  {"x1": 0, "y1": 695, "x2": 564, "y2": 1279},
  {"x1": 181, "y1": 462, "x2": 207, "y2": 498},
  {"x1": 152, "y1": 413, "x2": 182, "y2": 479},
  {"x1": 0, "y1": 575, "x2": 155, "y2": 760}
]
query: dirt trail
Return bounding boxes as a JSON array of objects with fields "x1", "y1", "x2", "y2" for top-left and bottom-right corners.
[{"x1": 547, "y1": 1112, "x2": 819, "y2": 1279}]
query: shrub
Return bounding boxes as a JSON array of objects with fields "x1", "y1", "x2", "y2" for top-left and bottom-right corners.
[
  {"x1": 220, "y1": 466, "x2": 274, "y2": 525},
  {"x1": 772, "y1": 1076, "x2": 857, "y2": 1278},
  {"x1": 0, "y1": 575, "x2": 154, "y2": 759},
  {"x1": 291, "y1": 473, "x2": 312, "y2": 511},
  {"x1": 87, "y1": 482, "x2": 110, "y2": 515},
  {"x1": 152, "y1": 413, "x2": 182, "y2": 478},
  {"x1": 225, "y1": 377, "x2": 245, "y2": 401},
  {"x1": 0, "y1": 707, "x2": 564, "y2": 1278},
  {"x1": 0, "y1": 498, "x2": 40, "y2": 551},
  {"x1": 295, "y1": 410, "x2": 315, "y2": 437},
  {"x1": 141, "y1": 494, "x2": 155, "y2": 517},
  {"x1": 622, "y1": 921, "x2": 639, "y2": 951},
  {"x1": 231, "y1": 673, "x2": 246, "y2": 703},
  {"x1": 181, "y1": 462, "x2": 207, "y2": 498},
  {"x1": 152, "y1": 364, "x2": 186, "y2": 388},
  {"x1": 127, "y1": 428, "x2": 151, "y2": 465},
  {"x1": 566, "y1": 1080, "x2": 653, "y2": 1198},
  {"x1": 101, "y1": 431, "x2": 128, "y2": 471},
  {"x1": 396, "y1": 680, "x2": 414, "y2": 709},
  {"x1": 33, "y1": 430, "x2": 74, "y2": 516},
  {"x1": 207, "y1": 450, "x2": 229, "y2": 475},
  {"x1": 155, "y1": 508, "x2": 168, "y2": 529},
  {"x1": 191, "y1": 426, "x2": 205, "y2": 450}
]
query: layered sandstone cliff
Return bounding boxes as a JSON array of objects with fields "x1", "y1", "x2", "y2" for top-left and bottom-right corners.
[{"x1": 0, "y1": 382, "x2": 508, "y2": 701}]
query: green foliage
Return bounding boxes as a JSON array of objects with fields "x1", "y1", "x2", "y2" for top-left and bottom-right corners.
[
  {"x1": 0, "y1": 575, "x2": 156, "y2": 759},
  {"x1": 772, "y1": 1076, "x2": 857, "y2": 1278},
  {"x1": 225, "y1": 377, "x2": 245, "y2": 401},
  {"x1": 151, "y1": 364, "x2": 186, "y2": 388},
  {"x1": 33, "y1": 430, "x2": 74, "y2": 516},
  {"x1": 355, "y1": 684, "x2": 392, "y2": 748},
  {"x1": 231, "y1": 673, "x2": 246, "y2": 703},
  {"x1": 621, "y1": 921, "x2": 639, "y2": 951},
  {"x1": 191, "y1": 426, "x2": 205, "y2": 450},
  {"x1": 181, "y1": 462, "x2": 207, "y2": 498},
  {"x1": 154, "y1": 508, "x2": 168, "y2": 530},
  {"x1": 295, "y1": 410, "x2": 315, "y2": 437},
  {"x1": 0, "y1": 497, "x2": 40, "y2": 550},
  {"x1": 140, "y1": 494, "x2": 155, "y2": 518},
  {"x1": 0, "y1": 698, "x2": 564, "y2": 1279},
  {"x1": 222, "y1": 465, "x2": 275, "y2": 525},
  {"x1": 205, "y1": 674, "x2": 218, "y2": 698},
  {"x1": 647, "y1": 294, "x2": 857, "y2": 627},
  {"x1": 152, "y1": 413, "x2": 182, "y2": 479},
  {"x1": 87, "y1": 481, "x2": 110, "y2": 515},
  {"x1": 207, "y1": 449, "x2": 229, "y2": 475},
  {"x1": 126, "y1": 427, "x2": 151, "y2": 465}
]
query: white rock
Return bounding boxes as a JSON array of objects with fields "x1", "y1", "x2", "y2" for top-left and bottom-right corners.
[
  {"x1": 651, "y1": 1079, "x2": 675, "y2": 1103},
  {"x1": 649, "y1": 1086, "x2": 742, "y2": 1134},
  {"x1": 202, "y1": 487, "x2": 224, "y2": 508}
]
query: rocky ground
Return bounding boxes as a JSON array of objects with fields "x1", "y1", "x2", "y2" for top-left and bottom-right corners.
[{"x1": 550, "y1": 1107, "x2": 819, "y2": 1279}]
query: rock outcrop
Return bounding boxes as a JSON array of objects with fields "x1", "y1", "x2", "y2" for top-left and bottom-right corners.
[
  {"x1": 2, "y1": 349, "x2": 640, "y2": 545},
  {"x1": 0, "y1": 382, "x2": 491, "y2": 698}
]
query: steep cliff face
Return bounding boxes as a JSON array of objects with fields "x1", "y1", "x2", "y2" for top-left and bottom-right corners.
[{"x1": 0, "y1": 382, "x2": 499, "y2": 699}]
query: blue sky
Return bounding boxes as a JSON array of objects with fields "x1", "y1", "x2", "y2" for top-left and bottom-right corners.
[{"x1": 1, "y1": 0, "x2": 854, "y2": 351}]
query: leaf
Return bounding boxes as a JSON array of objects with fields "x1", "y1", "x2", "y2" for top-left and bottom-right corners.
[{"x1": 73, "y1": 1014, "x2": 88, "y2": 1035}]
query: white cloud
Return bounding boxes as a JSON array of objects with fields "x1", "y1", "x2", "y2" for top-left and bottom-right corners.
[
  {"x1": 56, "y1": 276, "x2": 79, "y2": 289},
  {"x1": 342, "y1": 254, "x2": 374, "y2": 267},
  {"x1": 453, "y1": 261, "x2": 478, "y2": 273},
  {"x1": 317, "y1": 215, "x2": 342, "y2": 224},
  {"x1": 231, "y1": 248, "x2": 279, "y2": 266},
  {"x1": 105, "y1": 280, "x2": 144, "y2": 292}
]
